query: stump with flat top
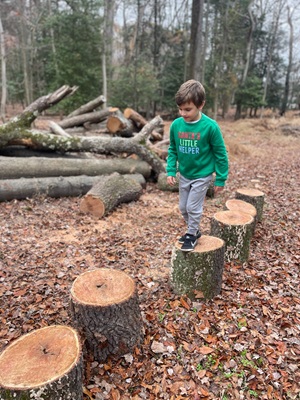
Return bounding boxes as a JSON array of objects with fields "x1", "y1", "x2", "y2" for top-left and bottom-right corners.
[
  {"x1": 211, "y1": 210, "x2": 254, "y2": 263},
  {"x1": 235, "y1": 188, "x2": 265, "y2": 222},
  {"x1": 0, "y1": 325, "x2": 83, "y2": 400},
  {"x1": 79, "y1": 172, "x2": 143, "y2": 218},
  {"x1": 224, "y1": 198, "x2": 257, "y2": 234},
  {"x1": 170, "y1": 235, "x2": 225, "y2": 300},
  {"x1": 70, "y1": 268, "x2": 143, "y2": 363}
]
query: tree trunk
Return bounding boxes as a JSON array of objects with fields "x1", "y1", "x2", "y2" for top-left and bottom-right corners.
[
  {"x1": 224, "y1": 198, "x2": 257, "y2": 234},
  {"x1": 0, "y1": 174, "x2": 146, "y2": 202},
  {"x1": 0, "y1": 325, "x2": 83, "y2": 400},
  {"x1": 0, "y1": 13, "x2": 7, "y2": 122},
  {"x1": 170, "y1": 235, "x2": 225, "y2": 300},
  {"x1": 0, "y1": 157, "x2": 151, "y2": 180},
  {"x1": 70, "y1": 268, "x2": 143, "y2": 363},
  {"x1": 235, "y1": 188, "x2": 265, "y2": 222},
  {"x1": 79, "y1": 173, "x2": 143, "y2": 218},
  {"x1": 59, "y1": 108, "x2": 113, "y2": 129},
  {"x1": 210, "y1": 210, "x2": 254, "y2": 263},
  {"x1": 66, "y1": 95, "x2": 106, "y2": 118}
]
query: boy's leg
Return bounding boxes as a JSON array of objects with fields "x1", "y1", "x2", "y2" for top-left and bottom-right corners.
[
  {"x1": 178, "y1": 175, "x2": 191, "y2": 225},
  {"x1": 186, "y1": 175, "x2": 213, "y2": 235}
]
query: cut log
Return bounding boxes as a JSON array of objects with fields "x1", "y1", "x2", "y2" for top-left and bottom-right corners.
[
  {"x1": 0, "y1": 174, "x2": 146, "y2": 202},
  {"x1": 0, "y1": 325, "x2": 83, "y2": 400},
  {"x1": 0, "y1": 156, "x2": 151, "y2": 180},
  {"x1": 70, "y1": 268, "x2": 143, "y2": 363},
  {"x1": 106, "y1": 109, "x2": 135, "y2": 137},
  {"x1": 66, "y1": 95, "x2": 106, "y2": 118},
  {"x1": 210, "y1": 210, "x2": 254, "y2": 263},
  {"x1": 124, "y1": 107, "x2": 163, "y2": 141},
  {"x1": 224, "y1": 198, "x2": 257, "y2": 234},
  {"x1": 170, "y1": 235, "x2": 225, "y2": 300},
  {"x1": 58, "y1": 108, "x2": 113, "y2": 129},
  {"x1": 79, "y1": 172, "x2": 143, "y2": 218},
  {"x1": 235, "y1": 188, "x2": 265, "y2": 222}
]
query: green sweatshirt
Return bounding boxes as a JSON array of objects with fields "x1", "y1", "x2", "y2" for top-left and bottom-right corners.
[{"x1": 166, "y1": 114, "x2": 229, "y2": 186}]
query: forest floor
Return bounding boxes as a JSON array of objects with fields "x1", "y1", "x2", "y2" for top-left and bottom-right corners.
[{"x1": 0, "y1": 112, "x2": 299, "y2": 399}]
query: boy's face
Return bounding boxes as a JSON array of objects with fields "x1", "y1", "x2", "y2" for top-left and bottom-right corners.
[{"x1": 178, "y1": 101, "x2": 204, "y2": 122}]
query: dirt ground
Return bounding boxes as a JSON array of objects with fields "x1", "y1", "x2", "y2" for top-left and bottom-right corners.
[{"x1": 0, "y1": 111, "x2": 299, "y2": 399}]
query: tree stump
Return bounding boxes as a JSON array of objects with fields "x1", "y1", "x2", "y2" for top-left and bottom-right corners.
[
  {"x1": 0, "y1": 325, "x2": 83, "y2": 400},
  {"x1": 235, "y1": 188, "x2": 265, "y2": 222},
  {"x1": 224, "y1": 198, "x2": 257, "y2": 234},
  {"x1": 79, "y1": 172, "x2": 143, "y2": 218},
  {"x1": 70, "y1": 268, "x2": 144, "y2": 363},
  {"x1": 170, "y1": 235, "x2": 225, "y2": 300},
  {"x1": 211, "y1": 210, "x2": 254, "y2": 263}
]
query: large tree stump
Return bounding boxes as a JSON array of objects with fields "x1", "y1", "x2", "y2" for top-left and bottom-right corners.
[
  {"x1": 170, "y1": 235, "x2": 225, "y2": 300},
  {"x1": 70, "y1": 268, "x2": 144, "y2": 363},
  {"x1": 0, "y1": 325, "x2": 83, "y2": 400},
  {"x1": 224, "y1": 198, "x2": 257, "y2": 234},
  {"x1": 235, "y1": 188, "x2": 265, "y2": 222},
  {"x1": 211, "y1": 210, "x2": 254, "y2": 263},
  {"x1": 79, "y1": 172, "x2": 143, "y2": 218}
]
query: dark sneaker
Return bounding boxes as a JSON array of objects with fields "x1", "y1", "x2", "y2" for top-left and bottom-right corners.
[
  {"x1": 178, "y1": 230, "x2": 201, "y2": 244},
  {"x1": 181, "y1": 234, "x2": 198, "y2": 252}
]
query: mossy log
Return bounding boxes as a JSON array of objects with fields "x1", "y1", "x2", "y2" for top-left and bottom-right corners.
[
  {"x1": 211, "y1": 210, "x2": 254, "y2": 263},
  {"x1": 70, "y1": 268, "x2": 143, "y2": 363},
  {"x1": 0, "y1": 325, "x2": 83, "y2": 400},
  {"x1": 170, "y1": 235, "x2": 225, "y2": 300},
  {"x1": 224, "y1": 198, "x2": 257, "y2": 234},
  {"x1": 235, "y1": 188, "x2": 265, "y2": 222},
  {"x1": 79, "y1": 172, "x2": 143, "y2": 218}
]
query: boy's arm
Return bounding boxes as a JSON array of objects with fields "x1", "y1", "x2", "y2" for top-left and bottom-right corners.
[
  {"x1": 166, "y1": 125, "x2": 178, "y2": 178},
  {"x1": 210, "y1": 126, "x2": 229, "y2": 187}
]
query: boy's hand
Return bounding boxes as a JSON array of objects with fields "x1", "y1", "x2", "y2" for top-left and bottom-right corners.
[
  {"x1": 214, "y1": 186, "x2": 224, "y2": 195},
  {"x1": 167, "y1": 176, "x2": 177, "y2": 186}
]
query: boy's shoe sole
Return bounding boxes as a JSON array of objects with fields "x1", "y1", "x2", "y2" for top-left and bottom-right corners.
[{"x1": 178, "y1": 230, "x2": 201, "y2": 244}]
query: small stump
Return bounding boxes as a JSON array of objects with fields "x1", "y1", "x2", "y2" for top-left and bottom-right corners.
[
  {"x1": 211, "y1": 210, "x2": 254, "y2": 263},
  {"x1": 224, "y1": 198, "x2": 257, "y2": 234},
  {"x1": 170, "y1": 235, "x2": 225, "y2": 300},
  {"x1": 235, "y1": 188, "x2": 265, "y2": 222},
  {"x1": 70, "y1": 268, "x2": 143, "y2": 363},
  {"x1": 0, "y1": 325, "x2": 83, "y2": 400}
]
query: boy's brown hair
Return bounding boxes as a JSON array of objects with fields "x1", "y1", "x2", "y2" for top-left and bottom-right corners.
[{"x1": 175, "y1": 79, "x2": 206, "y2": 107}]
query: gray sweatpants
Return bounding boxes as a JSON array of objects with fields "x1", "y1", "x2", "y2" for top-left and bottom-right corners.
[{"x1": 179, "y1": 174, "x2": 213, "y2": 235}]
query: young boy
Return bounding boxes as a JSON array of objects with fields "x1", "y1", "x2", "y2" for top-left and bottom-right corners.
[{"x1": 166, "y1": 80, "x2": 229, "y2": 252}]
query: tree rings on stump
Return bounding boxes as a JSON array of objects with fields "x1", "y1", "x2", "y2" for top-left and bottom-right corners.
[
  {"x1": 0, "y1": 325, "x2": 83, "y2": 400},
  {"x1": 170, "y1": 235, "x2": 225, "y2": 300},
  {"x1": 70, "y1": 268, "x2": 143, "y2": 363},
  {"x1": 211, "y1": 210, "x2": 254, "y2": 263},
  {"x1": 235, "y1": 188, "x2": 264, "y2": 222},
  {"x1": 224, "y1": 198, "x2": 257, "y2": 234}
]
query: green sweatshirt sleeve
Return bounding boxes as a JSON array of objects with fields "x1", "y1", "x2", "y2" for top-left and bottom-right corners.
[
  {"x1": 166, "y1": 123, "x2": 178, "y2": 176},
  {"x1": 210, "y1": 125, "x2": 228, "y2": 186}
]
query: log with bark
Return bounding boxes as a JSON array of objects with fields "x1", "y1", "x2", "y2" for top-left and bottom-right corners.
[
  {"x1": 123, "y1": 108, "x2": 163, "y2": 141},
  {"x1": 58, "y1": 108, "x2": 114, "y2": 130},
  {"x1": 224, "y1": 198, "x2": 257, "y2": 234},
  {"x1": 66, "y1": 95, "x2": 106, "y2": 118},
  {"x1": 70, "y1": 268, "x2": 143, "y2": 363},
  {"x1": 235, "y1": 188, "x2": 265, "y2": 222},
  {"x1": 0, "y1": 156, "x2": 151, "y2": 180},
  {"x1": 170, "y1": 235, "x2": 225, "y2": 300},
  {"x1": 106, "y1": 109, "x2": 135, "y2": 137},
  {"x1": 0, "y1": 86, "x2": 166, "y2": 179},
  {"x1": 0, "y1": 325, "x2": 83, "y2": 400},
  {"x1": 0, "y1": 174, "x2": 146, "y2": 202},
  {"x1": 210, "y1": 210, "x2": 254, "y2": 263},
  {"x1": 79, "y1": 173, "x2": 143, "y2": 218}
]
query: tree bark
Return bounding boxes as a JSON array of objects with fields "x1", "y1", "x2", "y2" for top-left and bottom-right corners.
[
  {"x1": 0, "y1": 325, "x2": 83, "y2": 400},
  {"x1": 70, "y1": 268, "x2": 143, "y2": 363},
  {"x1": 235, "y1": 188, "x2": 264, "y2": 222},
  {"x1": 106, "y1": 109, "x2": 135, "y2": 137},
  {"x1": 210, "y1": 210, "x2": 254, "y2": 263},
  {"x1": 0, "y1": 157, "x2": 151, "y2": 180},
  {"x1": 170, "y1": 235, "x2": 225, "y2": 300},
  {"x1": 66, "y1": 95, "x2": 106, "y2": 118},
  {"x1": 59, "y1": 108, "x2": 113, "y2": 129},
  {"x1": 124, "y1": 108, "x2": 163, "y2": 141},
  {"x1": 79, "y1": 173, "x2": 143, "y2": 218},
  {"x1": 0, "y1": 174, "x2": 146, "y2": 202}
]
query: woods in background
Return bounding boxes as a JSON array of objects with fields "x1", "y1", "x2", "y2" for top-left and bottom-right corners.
[{"x1": 0, "y1": 0, "x2": 300, "y2": 121}]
